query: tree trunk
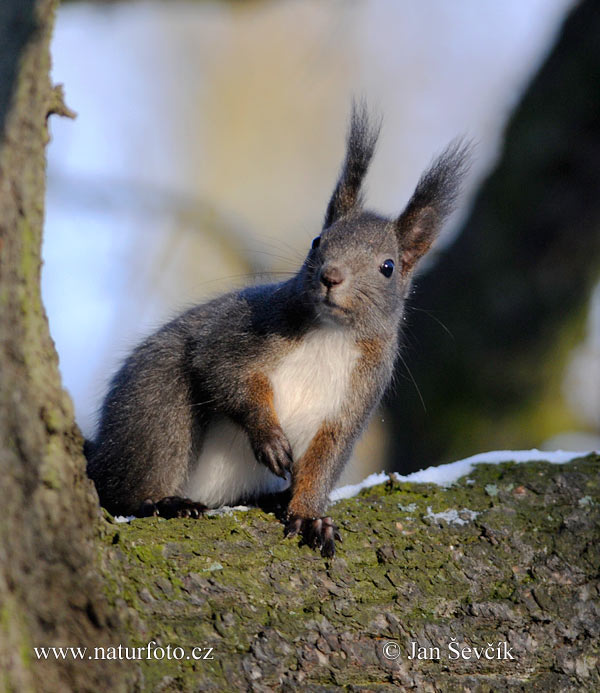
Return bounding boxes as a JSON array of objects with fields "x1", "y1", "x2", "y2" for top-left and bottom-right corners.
[
  {"x1": 387, "y1": 0, "x2": 600, "y2": 473},
  {"x1": 0, "y1": 1, "x2": 129, "y2": 690}
]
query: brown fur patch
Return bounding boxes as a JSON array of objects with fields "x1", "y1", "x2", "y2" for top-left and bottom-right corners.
[
  {"x1": 357, "y1": 338, "x2": 385, "y2": 371},
  {"x1": 288, "y1": 423, "x2": 338, "y2": 518},
  {"x1": 245, "y1": 372, "x2": 279, "y2": 428}
]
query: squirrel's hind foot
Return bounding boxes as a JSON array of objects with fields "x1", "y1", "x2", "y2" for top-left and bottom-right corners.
[
  {"x1": 284, "y1": 515, "x2": 342, "y2": 558},
  {"x1": 137, "y1": 496, "x2": 206, "y2": 519}
]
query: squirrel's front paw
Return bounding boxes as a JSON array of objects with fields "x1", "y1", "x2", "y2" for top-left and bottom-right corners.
[
  {"x1": 284, "y1": 515, "x2": 342, "y2": 558},
  {"x1": 251, "y1": 426, "x2": 293, "y2": 479}
]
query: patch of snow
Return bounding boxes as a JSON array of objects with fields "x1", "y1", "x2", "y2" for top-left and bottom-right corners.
[
  {"x1": 329, "y1": 471, "x2": 389, "y2": 502},
  {"x1": 329, "y1": 449, "x2": 593, "y2": 502},
  {"x1": 205, "y1": 505, "x2": 250, "y2": 517},
  {"x1": 114, "y1": 515, "x2": 135, "y2": 523}
]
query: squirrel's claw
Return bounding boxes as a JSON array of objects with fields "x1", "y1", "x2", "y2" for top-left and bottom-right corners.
[
  {"x1": 253, "y1": 427, "x2": 293, "y2": 479},
  {"x1": 283, "y1": 516, "x2": 303, "y2": 538},
  {"x1": 284, "y1": 515, "x2": 341, "y2": 558},
  {"x1": 137, "y1": 496, "x2": 206, "y2": 519}
]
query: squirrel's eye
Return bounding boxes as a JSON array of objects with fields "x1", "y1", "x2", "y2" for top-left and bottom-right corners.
[
  {"x1": 380, "y1": 259, "x2": 395, "y2": 278},
  {"x1": 311, "y1": 236, "x2": 321, "y2": 249}
]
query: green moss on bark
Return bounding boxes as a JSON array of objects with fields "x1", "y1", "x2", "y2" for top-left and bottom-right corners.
[{"x1": 97, "y1": 455, "x2": 599, "y2": 691}]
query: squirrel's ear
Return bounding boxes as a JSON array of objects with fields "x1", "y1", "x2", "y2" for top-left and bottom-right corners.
[
  {"x1": 396, "y1": 139, "x2": 471, "y2": 271},
  {"x1": 323, "y1": 101, "x2": 381, "y2": 229}
]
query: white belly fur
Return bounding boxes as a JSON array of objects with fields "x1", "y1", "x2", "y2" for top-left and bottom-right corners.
[{"x1": 182, "y1": 328, "x2": 359, "y2": 507}]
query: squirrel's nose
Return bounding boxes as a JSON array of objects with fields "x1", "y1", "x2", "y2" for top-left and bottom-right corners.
[{"x1": 320, "y1": 265, "x2": 346, "y2": 288}]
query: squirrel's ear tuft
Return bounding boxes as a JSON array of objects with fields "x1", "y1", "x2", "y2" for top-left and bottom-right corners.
[
  {"x1": 323, "y1": 100, "x2": 381, "y2": 229},
  {"x1": 396, "y1": 138, "x2": 471, "y2": 271}
]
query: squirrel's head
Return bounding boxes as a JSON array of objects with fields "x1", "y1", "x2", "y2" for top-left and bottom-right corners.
[{"x1": 300, "y1": 102, "x2": 470, "y2": 336}]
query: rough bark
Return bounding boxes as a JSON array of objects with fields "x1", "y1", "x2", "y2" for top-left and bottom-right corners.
[
  {"x1": 101, "y1": 455, "x2": 599, "y2": 691},
  {"x1": 387, "y1": 0, "x2": 600, "y2": 472},
  {"x1": 0, "y1": 1, "x2": 129, "y2": 690}
]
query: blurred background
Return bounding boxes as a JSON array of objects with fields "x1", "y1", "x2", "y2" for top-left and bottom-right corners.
[{"x1": 43, "y1": 0, "x2": 600, "y2": 484}]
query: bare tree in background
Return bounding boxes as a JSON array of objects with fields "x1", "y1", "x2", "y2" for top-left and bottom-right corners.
[{"x1": 388, "y1": 0, "x2": 600, "y2": 473}]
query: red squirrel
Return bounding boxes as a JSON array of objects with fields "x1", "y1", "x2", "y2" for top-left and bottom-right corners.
[{"x1": 86, "y1": 103, "x2": 469, "y2": 557}]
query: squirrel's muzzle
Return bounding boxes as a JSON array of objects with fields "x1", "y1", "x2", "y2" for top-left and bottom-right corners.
[{"x1": 320, "y1": 264, "x2": 346, "y2": 289}]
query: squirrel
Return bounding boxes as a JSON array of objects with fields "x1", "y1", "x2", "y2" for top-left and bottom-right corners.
[{"x1": 85, "y1": 103, "x2": 469, "y2": 557}]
